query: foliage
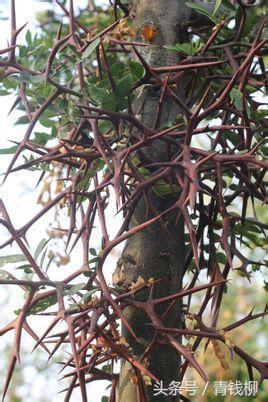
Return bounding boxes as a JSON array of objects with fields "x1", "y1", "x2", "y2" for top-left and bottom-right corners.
[{"x1": 0, "y1": 0, "x2": 267, "y2": 401}]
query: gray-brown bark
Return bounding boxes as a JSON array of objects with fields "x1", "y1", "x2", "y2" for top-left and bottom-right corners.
[{"x1": 113, "y1": 1, "x2": 191, "y2": 401}]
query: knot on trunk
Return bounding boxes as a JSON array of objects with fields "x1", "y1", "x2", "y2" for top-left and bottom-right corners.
[{"x1": 113, "y1": 252, "x2": 142, "y2": 289}]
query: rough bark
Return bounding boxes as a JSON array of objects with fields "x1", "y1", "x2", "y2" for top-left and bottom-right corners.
[{"x1": 113, "y1": 2, "x2": 191, "y2": 401}]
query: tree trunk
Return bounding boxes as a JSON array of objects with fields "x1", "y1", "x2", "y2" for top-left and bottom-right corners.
[{"x1": 113, "y1": 1, "x2": 191, "y2": 401}]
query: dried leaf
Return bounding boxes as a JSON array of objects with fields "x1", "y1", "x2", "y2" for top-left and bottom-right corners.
[
  {"x1": 129, "y1": 275, "x2": 146, "y2": 292},
  {"x1": 212, "y1": 339, "x2": 229, "y2": 371}
]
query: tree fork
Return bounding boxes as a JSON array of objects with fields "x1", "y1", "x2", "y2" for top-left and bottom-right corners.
[{"x1": 113, "y1": 1, "x2": 191, "y2": 400}]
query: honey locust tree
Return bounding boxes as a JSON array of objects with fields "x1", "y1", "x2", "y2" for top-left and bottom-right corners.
[{"x1": 0, "y1": 0, "x2": 267, "y2": 401}]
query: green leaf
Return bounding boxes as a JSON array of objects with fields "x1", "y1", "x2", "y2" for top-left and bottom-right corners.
[
  {"x1": 39, "y1": 117, "x2": 56, "y2": 128},
  {"x1": 81, "y1": 38, "x2": 100, "y2": 60},
  {"x1": 0, "y1": 89, "x2": 11, "y2": 96},
  {"x1": 89, "y1": 256, "x2": 100, "y2": 264},
  {"x1": 40, "y1": 248, "x2": 48, "y2": 268},
  {"x1": 186, "y1": 2, "x2": 217, "y2": 23},
  {"x1": 67, "y1": 283, "x2": 85, "y2": 296},
  {"x1": 87, "y1": 83, "x2": 115, "y2": 110},
  {"x1": 15, "y1": 264, "x2": 33, "y2": 274},
  {"x1": 32, "y1": 132, "x2": 51, "y2": 146},
  {"x1": 31, "y1": 74, "x2": 46, "y2": 84},
  {"x1": 34, "y1": 238, "x2": 51, "y2": 260},
  {"x1": 0, "y1": 254, "x2": 27, "y2": 267},
  {"x1": 110, "y1": 62, "x2": 125, "y2": 79},
  {"x1": 0, "y1": 270, "x2": 10, "y2": 279},
  {"x1": 213, "y1": 0, "x2": 222, "y2": 15},
  {"x1": 89, "y1": 248, "x2": 97, "y2": 256},
  {"x1": 95, "y1": 159, "x2": 105, "y2": 171},
  {"x1": 129, "y1": 61, "x2": 144, "y2": 80},
  {"x1": 27, "y1": 43, "x2": 44, "y2": 56},
  {"x1": 236, "y1": 221, "x2": 262, "y2": 235},
  {"x1": 26, "y1": 29, "x2": 32, "y2": 45},
  {"x1": 230, "y1": 88, "x2": 243, "y2": 111},
  {"x1": 225, "y1": 130, "x2": 239, "y2": 146},
  {"x1": 14, "y1": 115, "x2": 30, "y2": 125},
  {"x1": 165, "y1": 41, "x2": 203, "y2": 56},
  {"x1": 30, "y1": 295, "x2": 57, "y2": 314},
  {"x1": 83, "y1": 271, "x2": 92, "y2": 278},
  {"x1": 217, "y1": 252, "x2": 227, "y2": 265},
  {"x1": 102, "y1": 363, "x2": 112, "y2": 373},
  {"x1": 114, "y1": 74, "x2": 134, "y2": 109},
  {"x1": 0, "y1": 145, "x2": 18, "y2": 154},
  {"x1": 250, "y1": 109, "x2": 268, "y2": 121},
  {"x1": 153, "y1": 180, "x2": 180, "y2": 197},
  {"x1": 76, "y1": 169, "x2": 96, "y2": 191},
  {"x1": 18, "y1": 72, "x2": 33, "y2": 83},
  {"x1": 115, "y1": 74, "x2": 133, "y2": 99},
  {"x1": 82, "y1": 289, "x2": 99, "y2": 302},
  {"x1": 1, "y1": 77, "x2": 18, "y2": 90}
]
